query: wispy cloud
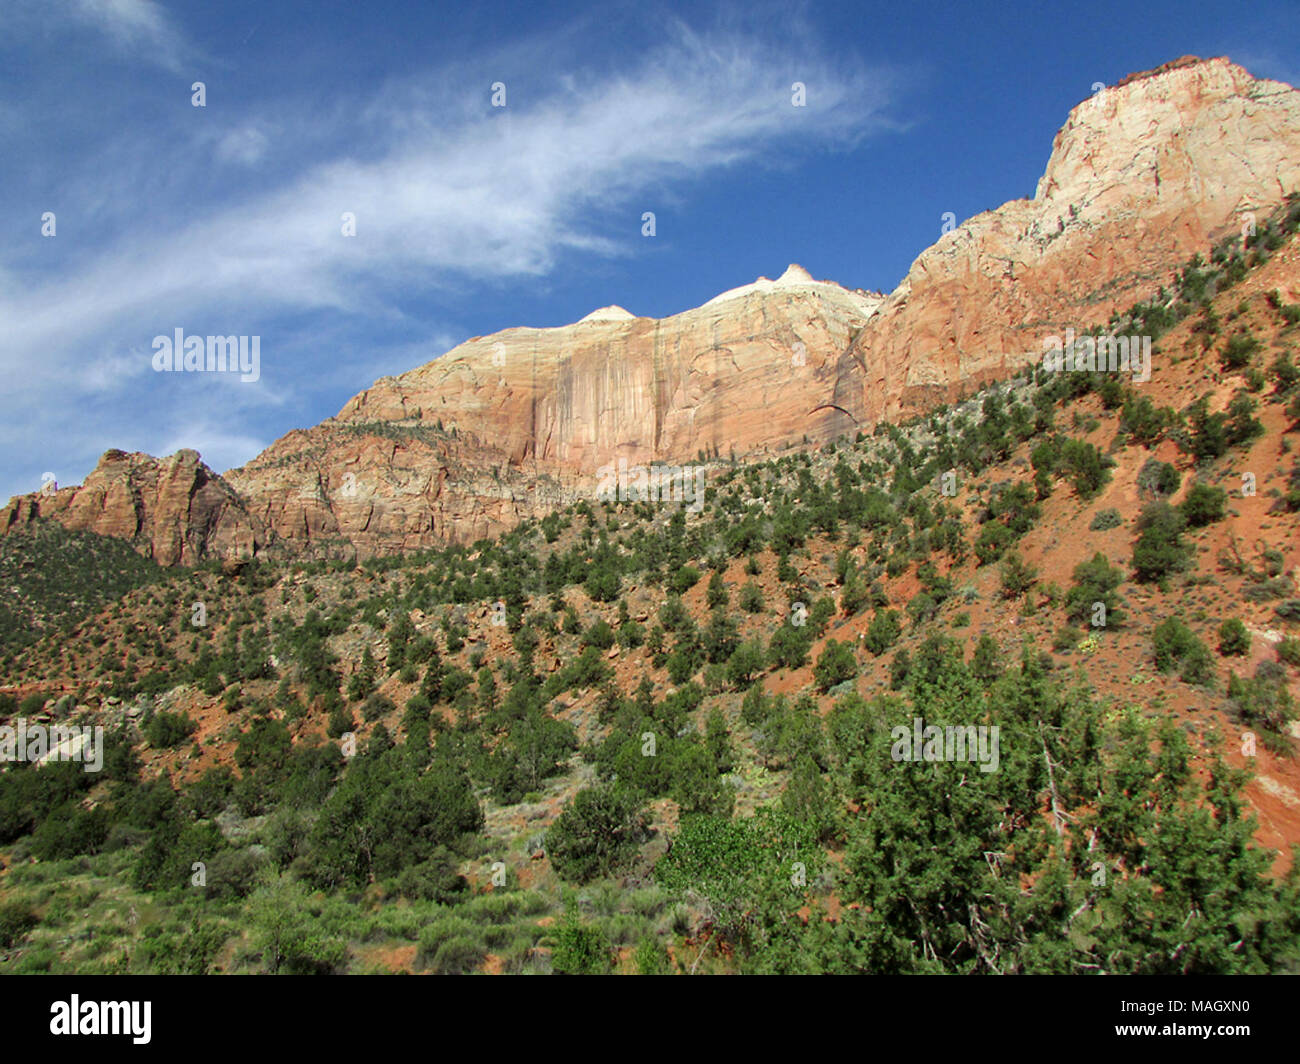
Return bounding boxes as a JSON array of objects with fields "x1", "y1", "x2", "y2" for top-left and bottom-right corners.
[
  {"x1": 8, "y1": 0, "x2": 195, "y2": 71},
  {"x1": 1227, "y1": 50, "x2": 1300, "y2": 90},
  {"x1": 215, "y1": 125, "x2": 272, "y2": 166}
]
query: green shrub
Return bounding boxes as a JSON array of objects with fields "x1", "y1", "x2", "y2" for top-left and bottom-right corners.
[
  {"x1": 1153, "y1": 617, "x2": 1205, "y2": 674},
  {"x1": 203, "y1": 846, "x2": 269, "y2": 900},
  {"x1": 1065, "y1": 552, "x2": 1125, "y2": 626},
  {"x1": 633, "y1": 935, "x2": 673, "y2": 975},
  {"x1": 1217, "y1": 619, "x2": 1250, "y2": 657},
  {"x1": 973, "y1": 522, "x2": 1012, "y2": 566},
  {"x1": 1121, "y1": 394, "x2": 1172, "y2": 445},
  {"x1": 1220, "y1": 332, "x2": 1261, "y2": 370},
  {"x1": 417, "y1": 915, "x2": 486, "y2": 972},
  {"x1": 669, "y1": 565, "x2": 701, "y2": 595},
  {"x1": 1181, "y1": 482, "x2": 1228, "y2": 527},
  {"x1": 391, "y1": 852, "x2": 469, "y2": 903},
  {"x1": 706, "y1": 571, "x2": 729, "y2": 610},
  {"x1": 0, "y1": 900, "x2": 38, "y2": 948},
  {"x1": 1052, "y1": 625, "x2": 1077, "y2": 652},
  {"x1": 739, "y1": 582, "x2": 765, "y2": 613},
  {"x1": 863, "y1": 609, "x2": 901, "y2": 656},
  {"x1": 1180, "y1": 642, "x2": 1217, "y2": 687},
  {"x1": 361, "y1": 692, "x2": 395, "y2": 723},
  {"x1": 813, "y1": 640, "x2": 857, "y2": 692},
  {"x1": 143, "y1": 711, "x2": 197, "y2": 749},
  {"x1": 429, "y1": 934, "x2": 489, "y2": 974},
  {"x1": 970, "y1": 634, "x2": 1003, "y2": 683},
  {"x1": 725, "y1": 640, "x2": 765, "y2": 689},
  {"x1": 906, "y1": 590, "x2": 939, "y2": 625},
  {"x1": 1226, "y1": 666, "x2": 1296, "y2": 754},
  {"x1": 582, "y1": 620, "x2": 616, "y2": 650},
  {"x1": 998, "y1": 550, "x2": 1038, "y2": 599},
  {"x1": 1058, "y1": 438, "x2": 1113, "y2": 498},
  {"x1": 1275, "y1": 600, "x2": 1300, "y2": 622},
  {"x1": 658, "y1": 595, "x2": 690, "y2": 632},
  {"x1": 1089, "y1": 509, "x2": 1122, "y2": 531},
  {"x1": 1225, "y1": 392, "x2": 1265, "y2": 447},
  {"x1": 889, "y1": 648, "x2": 911, "y2": 690},
  {"x1": 248, "y1": 876, "x2": 348, "y2": 975},
  {"x1": 326, "y1": 704, "x2": 355, "y2": 739},
  {"x1": 666, "y1": 645, "x2": 698, "y2": 685},
  {"x1": 1132, "y1": 503, "x2": 1192, "y2": 583},
  {"x1": 551, "y1": 908, "x2": 613, "y2": 975},
  {"x1": 1186, "y1": 396, "x2": 1230, "y2": 462},
  {"x1": 545, "y1": 784, "x2": 646, "y2": 884},
  {"x1": 768, "y1": 623, "x2": 812, "y2": 671},
  {"x1": 304, "y1": 751, "x2": 482, "y2": 889},
  {"x1": 1137, "y1": 459, "x2": 1180, "y2": 499},
  {"x1": 1271, "y1": 351, "x2": 1300, "y2": 392},
  {"x1": 584, "y1": 561, "x2": 621, "y2": 603}
]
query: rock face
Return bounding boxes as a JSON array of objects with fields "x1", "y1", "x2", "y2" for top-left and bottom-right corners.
[
  {"x1": 0, "y1": 449, "x2": 261, "y2": 566},
  {"x1": 218, "y1": 263, "x2": 882, "y2": 558},
  {"x1": 834, "y1": 56, "x2": 1300, "y2": 426},
  {"x1": 4, "y1": 56, "x2": 1300, "y2": 563},
  {"x1": 221, "y1": 421, "x2": 578, "y2": 561},
  {"x1": 334, "y1": 262, "x2": 881, "y2": 470}
]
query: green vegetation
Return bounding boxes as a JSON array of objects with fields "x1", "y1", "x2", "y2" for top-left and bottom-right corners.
[
  {"x1": 4, "y1": 202, "x2": 1300, "y2": 975},
  {"x1": 1218, "y1": 618, "x2": 1251, "y2": 657},
  {"x1": 1132, "y1": 503, "x2": 1193, "y2": 584},
  {"x1": 0, "y1": 521, "x2": 166, "y2": 652}
]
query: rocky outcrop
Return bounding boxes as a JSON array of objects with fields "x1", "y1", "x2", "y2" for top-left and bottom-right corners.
[
  {"x1": 220, "y1": 422, "x2": 580, "y2": 560},
  {"x1": 0, "y1": 449, "x2": 261, "y2": 566}
]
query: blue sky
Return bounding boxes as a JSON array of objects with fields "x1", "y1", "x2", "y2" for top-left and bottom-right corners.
[{"x1": 3, "y1": 0, "x2": 1299, "y2": 503}]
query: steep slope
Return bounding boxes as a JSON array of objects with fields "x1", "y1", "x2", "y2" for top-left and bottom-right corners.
[{"x1": 5, "y1": 204, "x2": 1299, "y2": 977}]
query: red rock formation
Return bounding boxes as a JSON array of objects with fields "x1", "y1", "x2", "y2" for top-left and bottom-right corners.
[
  {"x1": 218, "y1": 263, "x2": 882, "y2": 557},
  {"x1": 836, "y1": 57, "x2": 1300, "y2": 426},
  {"x1": 0, "y1": 449, "x2": 261, "y2": 566}
]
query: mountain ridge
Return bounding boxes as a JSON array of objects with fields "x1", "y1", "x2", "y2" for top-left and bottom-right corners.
[{"x1": 5, "y1": 55, "x2": 1300, "y2": 564}]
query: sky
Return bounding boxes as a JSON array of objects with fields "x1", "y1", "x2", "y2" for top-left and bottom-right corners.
[{"x1": 3, "y1": 0, "x2": 1299, "y2": 502}]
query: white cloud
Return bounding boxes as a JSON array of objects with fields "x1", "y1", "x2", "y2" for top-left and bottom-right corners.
[
  {"x1": 1227, "y1": 51, "x2": 1300, "y2": 91},
  {"x1": 153, "y1": 425, "x2": 268, "y2": 474},
  {"x1": 59, "y1": 0, "x2": 189, "y2": 70},
  {"x1": 79, "y1": 344, "x2": 152, "y2": 394},
  {"x1": 216, "y1": 126, "x2": 272, "y2": 166}
]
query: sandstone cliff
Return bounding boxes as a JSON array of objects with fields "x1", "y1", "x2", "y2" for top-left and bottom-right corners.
[
  {"x1": 0, "y1": 449, "x2": 261, "y2": 566},
  {"x1": 836, "y1": 56, "x2": 1300, "y2": 425},
  {"x1": 215, "y1": 263, "x2": 882, "y2": 557}
]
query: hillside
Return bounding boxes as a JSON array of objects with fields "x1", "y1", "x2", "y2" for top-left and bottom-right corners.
[
  {"x1": 0, "y1": 521, "x2": 167, "y2": 654},
  {"x1": 2, "y1": 194, "x2": 1299, "y2": 974}
]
